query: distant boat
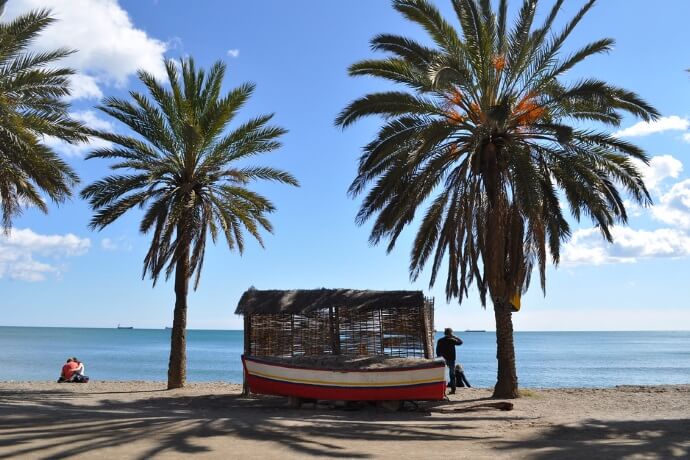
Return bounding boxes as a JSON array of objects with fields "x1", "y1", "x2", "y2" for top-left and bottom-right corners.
[
  {"x1": 117, "y1": 324, "x2": 134, "y2": 330},
  {"x1": 164, "y1": 327, "x2": 172, "y2": 330},
  {"x1": 464, "y1": 329, "x2": 486, "y2": 332}
]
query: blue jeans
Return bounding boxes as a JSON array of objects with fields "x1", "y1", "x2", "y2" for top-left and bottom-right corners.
[{"x1": 446, "y1": 360, "x2": 456, "y2": 389}]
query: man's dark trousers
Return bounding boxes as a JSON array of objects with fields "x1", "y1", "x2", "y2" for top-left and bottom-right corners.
[{"x1": 446, "y1": 359, "x2": 456, "y2": 391}]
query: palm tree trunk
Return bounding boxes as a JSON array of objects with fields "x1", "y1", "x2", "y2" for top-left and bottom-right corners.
[
  {"x1": 167, "y1": 243, "x2": 190, "y2": 390},
  {"x1": 493, "y1": 300, "x2": 519, "y2": 399}
]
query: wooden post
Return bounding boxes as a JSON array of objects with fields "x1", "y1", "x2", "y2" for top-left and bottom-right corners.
[
  {"x1": 290, "y1": 314, "x2": 295, "y2": 357},
  {"x1": 378, "y1": 309, "x2": 385, "y2": 355},
  {"x1": 241, "y1": 314, "x2": 251, "y2": 397},
  {"x1": 333, "y1": 306, "x2": 341, "y2": 355},
  {"x1": 429, "y1": 298, "x2": 435, "y2": 353},
  {"x1": 328, "y1": 307, "x2": 337, "y2": 354},
  {"x1": 420, "y1": 300, "x2": 433, "y2": 359}
]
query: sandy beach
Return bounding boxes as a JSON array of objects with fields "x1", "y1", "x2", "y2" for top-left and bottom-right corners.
[{"x1": 0, "y1": 382, "x2": 688, "y2": 459}]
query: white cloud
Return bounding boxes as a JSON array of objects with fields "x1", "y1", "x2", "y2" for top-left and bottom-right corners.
[
  {"x1": 43, "y1": 110, "x2": 114, "y2": 157},
  {"x1": 652, "y1": 179, "x2": 690, "y2": 230},
  {"x1": 562, "y1": 154, "x2": 690, "y2": 267},
  {"x1": 167, "y1": 36, "x2": 183, "y2": 51},
  {"x1": 561, "y1": 226, "x2": 690, "y2": 266},
  {"x1": 0, "y1": 228, "x2": 90, "y2": 281},
  {"x1": 44, "y1": 137, "x2": 111, "y2": 158},
  {"x1": 683, "y1": 133, "x2": 690, "y2": 143},
  {"x1": 227, "y1": 49, "x2": 240, "y2": 58},
  {"x1": 101, "y1": 238, "x2": 117, "y2": 251},
  {"x1": 5, "y1": 0, "x2": 167, "y2": 99},
  {"x1": 3, "y1": 228, "x2": 90, "y2": 257},
  {"x1": 613, "y1": 116, "x2": 690, "y2": 138},
  {"x1": 66, "y1": 74, "x2": 104, "y2": 101},
  {"x1": 631, "y1": 154, "x2": 684, "y2": 193},
  {"x1": 622, "y1": 201, "x2": 642, "y2": 217},
  {"x1": 101, "y1": 237, "x2": 133, "y2": 252},
  {"x1": 71, "y1": 111, "x2": 115, "y2": 131}
]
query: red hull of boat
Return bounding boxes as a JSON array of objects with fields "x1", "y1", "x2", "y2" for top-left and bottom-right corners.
[{"x1": 242, "y1": 355, "x2": 446, "y2": 401}]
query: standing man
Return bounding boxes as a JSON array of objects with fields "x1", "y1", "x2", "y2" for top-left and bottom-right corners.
[{"x1": 436, "y1": 328, "x2": 463, "y2": 394}]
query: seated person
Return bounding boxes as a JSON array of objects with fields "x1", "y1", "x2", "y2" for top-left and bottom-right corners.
[
  {"x1": 72, "y1": 357, "x2": 85, "y2": 376},
  {"x1": 454, "y1": 363, "x2": 471, "y2": 388},
  {"x1": 57, "y1": 357, "x2": 89, "y2": 383},
  {"x1": 58, "y1": 358, "x2": 78, "y2": 383},
  {"x1": 70, "y1": 357, "x2": 89, "y2": 383}
]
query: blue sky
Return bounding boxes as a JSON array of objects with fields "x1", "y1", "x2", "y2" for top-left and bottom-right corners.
[{"x1": 1, "y1": 0, "x2": 689, "y2": 331}]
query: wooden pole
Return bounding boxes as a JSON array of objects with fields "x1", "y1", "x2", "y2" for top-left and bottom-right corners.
[
  {"x1": 290, "y1": 314, "x2": 295, "y2": 357},
  {"x1": 429, "y1": 302, "x2": 434, "y2": 357},
  {"x1": 241, "y1": 314, "x2": 251, "y2": 397},
  {"x1": 378, "y1": 309, "x2": 385, "y2": 355},
  {"x1": 420, "y1": 299, "x2": 433, "y2": 359},
  {"x1": 333, "y1": 306, "x2": 341, "y2": 355},
  {"x1": 329, "y1": 307, "x2": 337, "y2": 354}
]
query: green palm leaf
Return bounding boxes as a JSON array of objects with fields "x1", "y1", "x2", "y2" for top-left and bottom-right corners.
[
  {"x1": 82, "y1": 57, "x2": 298, "y2": 389},
  {"x1": 0, "y1": 9, "x2": 86, "y2": 230},
  {"x1": 336, "y1": 0, "x2": 658, "y2": 399}
]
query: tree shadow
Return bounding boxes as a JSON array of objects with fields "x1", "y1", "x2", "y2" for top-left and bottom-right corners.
[
  {"x1": 0, "y1": 388, "x2": 82, "y2": 401},
  {"x1": 0, "y1": 391, "x2": 507, "y2": 459},
  {"x1": 495, "y1": 418, "x2": 690, "y2": 459}
]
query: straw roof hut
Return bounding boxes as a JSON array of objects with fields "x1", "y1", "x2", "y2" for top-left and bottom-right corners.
[{"x1": 236, "y1": 288, "x2": 435, "y2": 359}]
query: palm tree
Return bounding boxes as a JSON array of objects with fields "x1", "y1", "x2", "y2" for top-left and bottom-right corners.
[
  {"x1": 336, "y1": 0, "x2": 658, "y2": 398},
  {"x1": 0, "y1": 9, "x2": 85, "y2": 230},
  {"x1": 82, "y1": 58, "x2": 298, "y2": 389}
]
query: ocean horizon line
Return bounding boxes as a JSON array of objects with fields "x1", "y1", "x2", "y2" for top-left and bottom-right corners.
[{"x1": 1, "y1": 325, "x2": 689, "y2": 333}]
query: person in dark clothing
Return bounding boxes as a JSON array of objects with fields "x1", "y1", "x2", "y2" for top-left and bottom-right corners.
[
  {"x1": 436, "y1": 327, "x2": 463, "y2": 394},
  {"x1": 454, "y1": 363, "x2": 471, "y2": 388}
]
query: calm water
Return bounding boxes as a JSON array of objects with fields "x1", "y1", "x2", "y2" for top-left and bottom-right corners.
[{"x1": 1, "y1": 327, "x2": 688, "y2": 388}]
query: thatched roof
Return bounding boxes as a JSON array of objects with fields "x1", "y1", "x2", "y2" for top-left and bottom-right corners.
[{"x1": 235, "y1": 288, "x2": 425, "y2": 315}]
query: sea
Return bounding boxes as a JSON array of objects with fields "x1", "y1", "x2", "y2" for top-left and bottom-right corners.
[{"x1": 1, "y1": 327, "x2": 689, "y2": 388}]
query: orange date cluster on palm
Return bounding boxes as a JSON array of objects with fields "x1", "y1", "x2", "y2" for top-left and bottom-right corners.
[
  {"x1": 513, "y1": 93, "x2": 546, "y2": 126},
  {"x1": 444, "y1": 90, "x2": 545, "y2": 128},
  {"x1": 443, "y1": 91, "x2": 485, "y2": 125},
  {"x1": 492, "y1": 55, "x2": 506, "y2": 71}
]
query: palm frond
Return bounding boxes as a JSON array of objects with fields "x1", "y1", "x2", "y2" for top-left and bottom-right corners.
[
  {"x1": 83, "y1": 57, "x2": 298, "y2": 289},
  {"x1": 0, "y1": 9, "x2": 85, "y2": 230},
  {"x1": 337, "y1": 0, "x2": 657, "y2": 307}
]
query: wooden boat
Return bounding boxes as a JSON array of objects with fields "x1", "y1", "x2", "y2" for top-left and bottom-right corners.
[{"x1": 242, "y1": 355, "x2": 447, "y2": 401}]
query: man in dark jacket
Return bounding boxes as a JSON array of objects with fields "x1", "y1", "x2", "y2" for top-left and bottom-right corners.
[{"x1": 436, "y1": 328, "x2": 463, "y2": 394}]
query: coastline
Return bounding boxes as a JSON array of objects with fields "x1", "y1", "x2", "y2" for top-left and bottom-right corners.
[{"x1": 1, "y1": 382, "x2": 687, "y2": 459}]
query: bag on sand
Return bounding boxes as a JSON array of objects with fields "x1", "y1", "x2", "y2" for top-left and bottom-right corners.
[{"x1": 72, "y1": 374, "x2": 89, "y2": 383}]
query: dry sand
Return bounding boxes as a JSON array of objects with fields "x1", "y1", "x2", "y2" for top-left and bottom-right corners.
[{"x1": 0, "y1": 381, "x2": 688, "y2": 459}]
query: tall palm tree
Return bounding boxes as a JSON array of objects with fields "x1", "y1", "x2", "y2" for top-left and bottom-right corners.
[
  {"x1": 0, "y1": 9, "x2": 85, "y2": 230},
  {"x1": 82, "y1": 58, "x2": 298, "y2": 389},
  {"x1": 336, "y1": 0, "x2": 658, "y2": 398}
]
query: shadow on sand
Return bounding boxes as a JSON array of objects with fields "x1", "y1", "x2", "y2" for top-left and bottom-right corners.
[
  {"x1": 0, "y1": 389, "x2": 504, "y2": 459},
  {"x1": 0, "y1": 388, "x2": 687, "y2": 459},
  {"x1": 496, "y1": 418, "x2": 690, "y2": 459}
]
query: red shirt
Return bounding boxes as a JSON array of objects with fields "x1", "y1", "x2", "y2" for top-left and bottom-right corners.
[{"x1": 62, "y1": 362, "x2": 79, "y2": 379}]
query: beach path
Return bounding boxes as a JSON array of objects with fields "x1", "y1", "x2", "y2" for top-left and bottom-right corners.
[{"x1": 0, "y1": 382, "x2": 688, "y2": 459}]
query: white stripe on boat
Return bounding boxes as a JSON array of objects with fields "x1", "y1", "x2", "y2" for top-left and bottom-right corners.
[{"x1": 245, "y1": 359, "x2": 446, "y2": 388}]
